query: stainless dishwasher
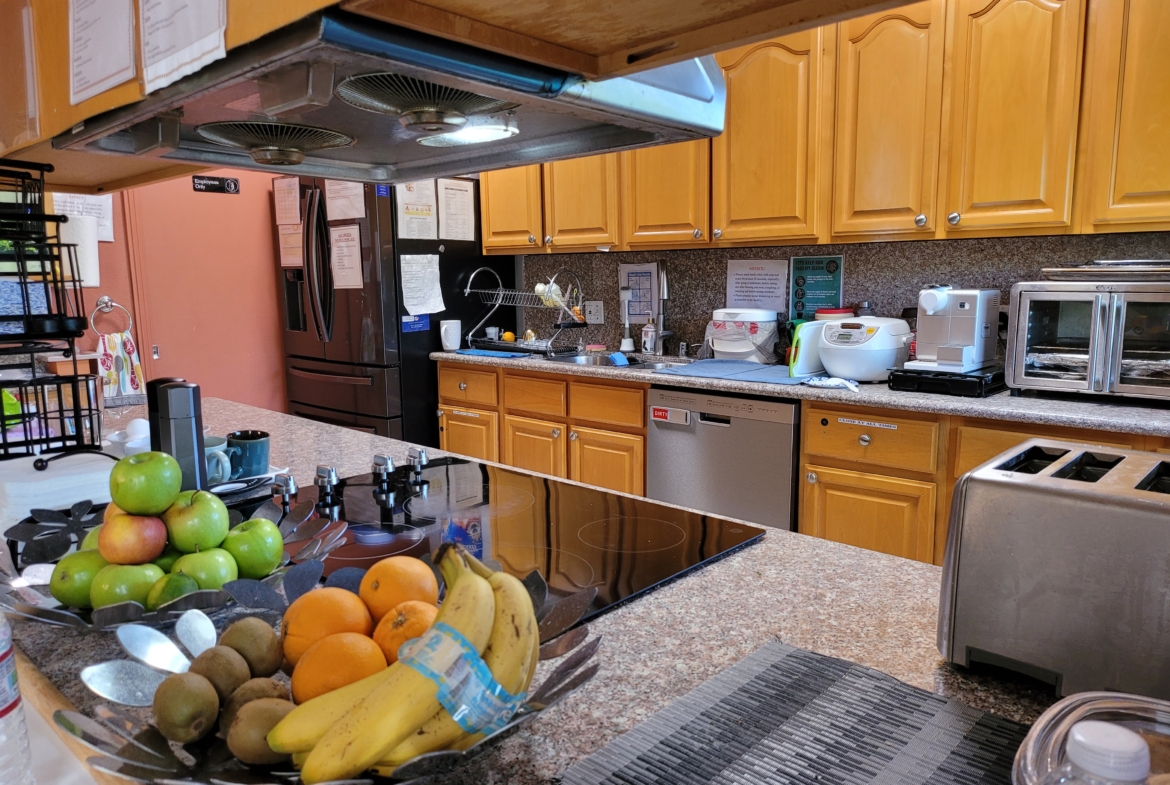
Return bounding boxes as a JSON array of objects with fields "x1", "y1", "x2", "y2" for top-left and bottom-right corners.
[{"x1": 646, "y1": 388, "x2": 798, "y2": 528}]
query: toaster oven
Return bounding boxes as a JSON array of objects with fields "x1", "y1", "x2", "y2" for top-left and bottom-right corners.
[{"x1": 1006, "y1": 280, "x2": 1170, "y2": 399}]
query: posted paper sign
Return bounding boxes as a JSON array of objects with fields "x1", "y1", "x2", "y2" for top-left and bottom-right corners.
[
  {"x1": 328, "y1": 225, "x2": 363, "y2": 289},
  {"x1": 790, "y1": 256, "x2": 844, "y2": 320},
  {"x1": 618, "y1": 262, "x2": 658, "y2": 325},
  {"x1": 278, "y1": 223, "x2": 303, "y2": 269},
  {"x1": 50, "y1": 193, "x2": 114, "y2": 242},
  {"x1": 401, "y1": 254, "x2": 445, "y2": 315},
  {"x1": 324, "y1": 179, "x2": 366, "y2": 221},
  {"x1": 438, "y1": 178, "x2": 475, "y2": 241},
  {"x1": 396, "y1": 181, "x2": 438, "y2": 240},
  {"x1": 727, "y1": 259, "x2": 788, "y2": 312},
  {"x1": 139, "y1": 0, "x2": 226, "y2": 93},
  {"x1": 273, "y1": 177, "x2": 301, "y2": 225},
  {"x1": 70, "y1": 0, "x2": 136, "y2": 104}
]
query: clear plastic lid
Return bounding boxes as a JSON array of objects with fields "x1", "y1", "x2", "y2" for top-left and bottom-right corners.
[{"x1": 1066, "y1": 721, "x2": 1149, "y2": 782}]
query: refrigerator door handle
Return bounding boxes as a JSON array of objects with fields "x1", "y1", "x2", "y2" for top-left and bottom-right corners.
[
  {"x1": 316, "y1": 189, "x2": 334, "y2": 342},
  {"x1": 304, "y1": 189, "x2": 326, "y2": 342},
  {"x1": 288, "y1": 366, "x2": 374, "y2": 385}
]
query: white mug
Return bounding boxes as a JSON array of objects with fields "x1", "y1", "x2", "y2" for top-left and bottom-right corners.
[
  {"x1": 440, "y1": 320, "x2": 462, "y2": 351},
  {"x1": 485, "y1": 326, "x2": 500, "y2": 340}
]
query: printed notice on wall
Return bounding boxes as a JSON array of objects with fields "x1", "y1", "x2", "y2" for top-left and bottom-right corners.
[
  {"x1": 328, "y1": 225, "x2": 363, "y2": 289},
  {"x1": 437, "y1": 178, "x2": 475, "y2": 241},
  {"x1": 726, "y1": 259, "x2": 788, "y2": 312},
  {"x1": 139, "y1": 0, "x2": 226, "y2": 93},
  {"x1": 395, "y1": 181, "x2": 438, "y2": 240},
  {"x1": 401, "y1": 254, "x2": 445, "y2": 315},
  {"x1": 789, "y1": 255, "x2": 844, "y2": 320},
  {"x1": 50, "y1": 193, "x2": 114, "y2": 242},
  {"x1": 278, "y1": 224, "x2": 303, "y2": 269},
  {"x1": 273, "y1": 177, "x2": 301, "y2": 225},
  {"x1": 70, "y1": 0, "x2": 136, "y2": 104},
  {"x1": 324, "y1": 180, "x2": 366, "y2": 221},
  {"x1": 618, "y1": 262, "x2": 659, "y2": 325}
]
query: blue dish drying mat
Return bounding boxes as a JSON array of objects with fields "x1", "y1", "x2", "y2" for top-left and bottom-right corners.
[
  {"x1": 655, "y1": 359, "x2": 804, "y2": 385},
  {"x1": 456, "y1": 348, "x2": 530, "y2": 358},
  {"x1": 562, "y1": 639, "x2": 1026, "y2": 785}
]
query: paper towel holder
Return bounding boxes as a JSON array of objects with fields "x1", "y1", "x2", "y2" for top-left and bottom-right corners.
[{"x1": 91, "y1": 296, "x2": 133, "y2": 332}]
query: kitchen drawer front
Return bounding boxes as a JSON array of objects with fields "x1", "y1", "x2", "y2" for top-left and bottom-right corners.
[
  {"x1": 286, "y1": 359, "x2": 400, "y2": 418},
  {"x1": 953, "y1": 426, "x2": 1137, "y2": 479},
  {"x1": 569, "y1": 382, "x2": 644, "y2": 428},
  {"x1": 504, "y1": 375, "x2": 566, "y2": 417},
  {"x1": 438, "y1": 366, "x2": 498, "y2": 406},
  {"x1": 805, "y1": 408, "x2": 938, "y2": 473}
]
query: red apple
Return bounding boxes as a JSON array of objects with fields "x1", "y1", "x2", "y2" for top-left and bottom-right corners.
[{"x1": 98, "y1": 512, "x2": 168, "y2": 565}]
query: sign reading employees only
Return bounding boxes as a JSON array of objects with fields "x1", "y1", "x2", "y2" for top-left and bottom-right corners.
[{"x1": 192, "y1": 176, "x2": 240, "y2": 194}]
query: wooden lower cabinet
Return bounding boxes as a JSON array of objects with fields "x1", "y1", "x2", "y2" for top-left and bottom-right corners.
[
  {"x1": 438, "y1": 405, "x2": 498, "y2": 462},
  {"x1": 502, "y1": 415, "x2": 568, "y2": 478},
  {"x1": 800, "y1": 464, "x2": 936, "y2": 562},
  {"x1": 569, "y1": 426, "x2": 645, "y2": 495}
]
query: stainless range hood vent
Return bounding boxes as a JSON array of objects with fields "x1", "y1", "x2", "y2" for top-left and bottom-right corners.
[
  {"x1": 336, "y1": 72, "x2": 516, "y2": 133},
  {"x1": 194, "y1": 121, "x2": 354, "y2": 165}
]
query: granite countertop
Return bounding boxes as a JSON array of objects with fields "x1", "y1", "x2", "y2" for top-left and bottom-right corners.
[
  {"x1": 434, "y1": 351, "x2": 1170, "y2": 438},
  {"x1": 17, "y1": 399, "x2": 1057, "y2": 785}
]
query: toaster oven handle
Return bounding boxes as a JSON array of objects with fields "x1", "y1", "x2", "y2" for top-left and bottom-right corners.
[
  {"x1": 1106, "y1": 295, "x2": 1125, "y2": 390},
  {"x1": 1092, "y1": 297, "x2": 1111, "y2": 392}
]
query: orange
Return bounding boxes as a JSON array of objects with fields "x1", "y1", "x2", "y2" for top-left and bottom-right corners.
[
  {"x1": 281, "y1": 587, "x2": 372, "y2": 666},
  {"x1": 290, "y1": 632, "x2": 386, "y2": 703},
  {"x1": 358, "y1": 556, "x2": 439, "y2": 623},
  {"x1": 372, "y1": 600, "x2": 439, "y2": 663}
]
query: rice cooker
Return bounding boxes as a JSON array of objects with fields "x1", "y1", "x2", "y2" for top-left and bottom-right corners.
[{"x1": 817, "y1": 317, "x2": 912, "y2": 382}]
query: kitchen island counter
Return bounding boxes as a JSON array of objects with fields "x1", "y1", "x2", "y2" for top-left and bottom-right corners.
[{"x1": 16, "y1": 398, "x2": 1055, "y2": 785}]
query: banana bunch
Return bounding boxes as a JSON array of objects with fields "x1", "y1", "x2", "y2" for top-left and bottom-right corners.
[{"x1": 267, "y1": 544, "x2": 539, "y2": 784}]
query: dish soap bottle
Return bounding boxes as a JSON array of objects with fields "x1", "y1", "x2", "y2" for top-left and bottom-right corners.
[{"x1": 1043, "y1": 721, "x2": 1150, "y2": 785}]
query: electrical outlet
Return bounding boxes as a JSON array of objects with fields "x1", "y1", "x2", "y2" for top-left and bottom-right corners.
[
  {"x1": 151, "y1": 345, "x2": 160, "y2": 360},
  {"x1": 584, "y1": 301, "x2": 604, "y2": 324}
]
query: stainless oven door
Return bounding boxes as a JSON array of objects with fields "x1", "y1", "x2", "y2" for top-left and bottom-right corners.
[
  {"x1": 1010, "y1": 291, "x2": 1112, "y2": 392},
  {"x1": 1108, "y1": 293, "x2": 1170, "y2": 397}
]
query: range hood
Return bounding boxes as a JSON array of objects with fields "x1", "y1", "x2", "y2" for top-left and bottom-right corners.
[{"x1": 53, "y1": 10, "x2": 725, "y2": 183}]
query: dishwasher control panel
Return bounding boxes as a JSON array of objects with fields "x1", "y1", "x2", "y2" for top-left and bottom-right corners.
[
  {"x1": 651, "y1": 406, "x2": 691, "y2": 425},
  {"x1": 649, "y1": 389, "x2": 797, "y2": 425}
]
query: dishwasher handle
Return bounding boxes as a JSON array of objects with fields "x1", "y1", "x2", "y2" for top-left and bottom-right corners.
[{"x1": 698, "y1": 412, "x2": 732, "y2": 427}]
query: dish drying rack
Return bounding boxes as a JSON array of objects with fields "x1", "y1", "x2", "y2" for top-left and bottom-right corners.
[{"x1": 464, "y1": 266, "x2": 587, "y2": 355}]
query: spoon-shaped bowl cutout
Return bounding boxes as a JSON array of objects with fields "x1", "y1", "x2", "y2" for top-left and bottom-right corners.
[
  {"x1": 174, "y1": 609, "x2": 216, "y2": 659},
  {"x1": 80, "y1": 661, "x2": 166, "y2": 707},
  {"x1": 115, "y1": 625, "x2": 190, "y2": 673}
]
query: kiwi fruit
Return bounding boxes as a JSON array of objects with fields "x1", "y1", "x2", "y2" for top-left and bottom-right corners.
[
  {"x1": 188, "y1": 645, "x2": 251, "y2": 703},
  {"x1": 220, "y1": 678, "x2": 289, "y2": 734},
  {"x1": 226, "y1": 698, "x2": 295, "y2": 765},
  {"x1": 152, "y1": 672, "x2": 219, "y2": 744},
  {"x1": 218, "y1": 617, "x2": 283, "y2": 678}
]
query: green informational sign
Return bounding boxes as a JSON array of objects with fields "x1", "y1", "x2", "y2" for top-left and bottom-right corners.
[{"x1": 789, "y1": 255, "x2": 844, "y2": 320}]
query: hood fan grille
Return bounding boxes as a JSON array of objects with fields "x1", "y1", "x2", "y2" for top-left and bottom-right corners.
[
  {"x1": 195, "y1": 121, "x2": 353, "y2": 165},
  {"x1": 336, "y1": 73, "x2": 515, "y2": 133}
]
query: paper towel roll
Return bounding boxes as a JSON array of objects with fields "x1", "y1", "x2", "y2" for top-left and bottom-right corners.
[{"x1": 58, "y1": 213, "x2": 100, "y2": 288}]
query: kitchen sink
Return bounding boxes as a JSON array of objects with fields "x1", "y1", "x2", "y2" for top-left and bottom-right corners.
[
  {"x1": 542, "y1": 355, "x2": 688, "y2": 369},
  {"x1": 643, "y1": 362, "x2": 686, "y2": 369}
]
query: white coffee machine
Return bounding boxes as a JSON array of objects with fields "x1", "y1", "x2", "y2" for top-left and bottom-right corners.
[{"x1": 905, "y1": 286, "x2": 1000, "y2": 373}]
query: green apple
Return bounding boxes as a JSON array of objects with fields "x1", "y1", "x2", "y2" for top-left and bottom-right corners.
[
  {"x1": 89, "y1": 563, "x2": 165, "y2": 609},
  {"x1": 49, "y1": 550, "x2": 109, "y2": 608},
  {"x1": 80, "y1": 525, "x2": 102, "y2": 551},
  {"x1": 145, "y1": 573, "x2": 200, "y2": 611},
  {"x1": 172, "y1": 549, "x2": 238, "y2": 591},
  {"x1": 109, "y1": 452, "x2": 182, "y2": 515},
  {"x1": 221, "y1": 519, "x2": 284, "y2": 579},
  {"x1": 98, "y1": 512, "x2": 167, "y2": 565},
  {"x1": 152, "y1": 545, "x2": 183, "y2": 573},
  {"x1": 163, "y1": 490, "x2": 229, "y2": 553}
]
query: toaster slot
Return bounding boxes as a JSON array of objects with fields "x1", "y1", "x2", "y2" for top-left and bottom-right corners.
[
  {"x1": 1136, "y1": 462, "x2": 1170, "y2": 494},
  {"x1": 995, "y1": 445, "x2": 1068, "y2": 474},
  {"x1": 1051, "y1": 451, "x2": 1124, "y2": 483}
]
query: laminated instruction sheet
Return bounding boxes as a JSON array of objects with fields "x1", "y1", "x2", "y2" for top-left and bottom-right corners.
[
  {"x1": 789, "y1": 256, "x2": 844, "y2": 320},
  {"x1": 328, "y1": 226, "x2": 363, "y2": 289},
  {"x1": 139, "y1": 0, "x2": 226, "y2": 93},
  {"x1": 70, "y1": 0, "x2": 136, "y2": 104},
  {"x1": 396, "y1": 181, "x2": 439, "y2": 240},
  {"x1": 618, "y1": 262, "x2": 658, "y2": 324},
  {"x1": 726, "y1": 259, "x2": 788, "y2": 311}
]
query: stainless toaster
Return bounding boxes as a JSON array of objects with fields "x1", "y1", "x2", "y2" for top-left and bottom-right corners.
[{"x1": 938, "y1": 438, "x2": 1170, "y2": 698}]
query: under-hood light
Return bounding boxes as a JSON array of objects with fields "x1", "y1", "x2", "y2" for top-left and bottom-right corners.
[{"x1": 417, "y1": 116, "x2": 519, "y2": 147}]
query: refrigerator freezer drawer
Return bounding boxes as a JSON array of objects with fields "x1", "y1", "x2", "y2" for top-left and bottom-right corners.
[
  {"x1": 289, "y1": 401, "x2": 403, "y2": 439},
  {"x1": 286, "y1": 358, "x2": 401, "y2": 418}
]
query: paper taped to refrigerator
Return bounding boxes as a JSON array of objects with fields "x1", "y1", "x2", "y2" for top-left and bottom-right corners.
[
  {"x1": 324, "y1": 179, "x2": 366, "y2": 221},
  {"x1": 328, "y1": 225, "x2": 363, "y2": 289},
  {"x1": 401, "y1": 254, "x2": 445, "y2": 315},
  {"x1": 278, "y1": 223, "x2": 303, "y2": 268},
  {"x1": 273, "y1": 177, "x2": 301, "y2": 225},
  {"x1": 396, "y1": 181, "x2": 438, "y2": 240},
  {"x1": 438, "y1": 178, "x2": 475, "y2": 241}
]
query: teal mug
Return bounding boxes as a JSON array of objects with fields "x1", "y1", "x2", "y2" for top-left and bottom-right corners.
[
  {"x1": 204, "y1": 436, "x2": 238, "y2": 484},
  {"x1": 227, "y1": 430, "x2": 270, "y2": 480}
]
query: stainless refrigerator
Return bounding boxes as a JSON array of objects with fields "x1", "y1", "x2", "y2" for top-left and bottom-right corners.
[{"x1": 276, "y1": 177, "x2": 515, "y2": 445}]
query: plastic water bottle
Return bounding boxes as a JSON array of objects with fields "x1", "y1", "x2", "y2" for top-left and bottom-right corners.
[
  {"x1": 1042, "y1": 721, "x2": 1149, "y2": 785},
  {"x1": 0, "y1": 614, "x2": 35, "y2": 785}
]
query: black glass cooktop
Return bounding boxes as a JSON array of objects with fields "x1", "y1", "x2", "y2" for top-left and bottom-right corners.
[{"x1": 303, "y1": 457, "x2": 766, "y2": 622}]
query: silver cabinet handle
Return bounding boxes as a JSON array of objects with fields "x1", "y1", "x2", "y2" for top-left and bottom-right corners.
[
  {"x1": 570, "y1": 431, "x2": 578, "y2": 441},
  {"x1": 528, "y1": 234, "x2": 536, "y2": 243},
  {"x1": 947, "y1": 212, "x2": 961, "y2": 225},
  {"x1": 713, "y1": 228, "x2": 722, "y2": 239},
  {"x1": 436, "y1": 409, "x2": 443, "y2": 417},
  {"x1": 915, "y1": 214, "x2": 927, "y2": 227},
  {"x1": 858, "y1": 434, "x2": 871, "y2": 446},
  {"x1": 806, "y1": 472, "x2": 818, "y2": 484},
  {"x1": 544, "y1": 235, "x2": 552, "y2": 244},
  {"x1": 552, "y1": 429, "x2": 561, "y2": 438},
  {"x1": 693, "y1": 228, "x2": 703, "y2": 239},
  {"x1": 458, "y1": 381, "x2": 467, "y2": 391}
]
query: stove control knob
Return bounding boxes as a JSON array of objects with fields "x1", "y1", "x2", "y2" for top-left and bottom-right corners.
[
  {"x1": 373, "y1": 454, "x2": 394, "y2": 477},
  {"x1": 273, "y1": 473, "x2": 297, "y2": 496},
  {"x1": 408, "y1": 448, "x2": 428, "y2": 469},
  {"x1": 315, "y1": 465, "x2": 338, "y2": 488}
]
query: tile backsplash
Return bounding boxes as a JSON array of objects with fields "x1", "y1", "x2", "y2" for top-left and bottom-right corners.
[{"x1": 521, "y1": 232, "x2": 1170, "y2": 355}]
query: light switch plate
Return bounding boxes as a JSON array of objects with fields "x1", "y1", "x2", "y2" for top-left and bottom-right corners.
[{"x1": 584, "y1": 301, "x2": 604, "y2": 324}]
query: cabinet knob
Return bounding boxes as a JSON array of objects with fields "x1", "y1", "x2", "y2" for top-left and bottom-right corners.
[
  {"x1": 806, "y1": 471, "x2": 818, "y2": 484},
  {"x1": 544, "y1": 235, "x2": 552, "y2": 245},
  {"x1": 914, "y1": 213, "x2": 927, "y2": 227},
  {"x1": 570, "y1": 431, "x2": 578, "y2": 441},
  {"x1": 458, "y1": 381, "x2": 467, "y2": 391},
  {"x1": 947, "y1": 212, "x2": 961, "y2": 226},
  {"x1": 528, "y1": 234, "x2": 536, "y2": 243},
  {"x1": 858, "y1": 434, "x2": 871, "y2": 447},
  {"x1": 552, "y1": 428, "x2": 561, "y2": 438},
  {"x1": 693, "y1": 228, "x2": 703, "y2": 239},
  {"x1": 712, "y1": 228, "x2": 722, "y2": 239},
  {"x1": 436, "y1": 409, "x2": 443, "y2": 417}
]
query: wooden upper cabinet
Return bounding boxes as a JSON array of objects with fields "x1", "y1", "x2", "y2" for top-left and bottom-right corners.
[
  {"x1": 542, "y1": 154, "x2": 621, "y2": 250},
  {"x1": 832, "y1": 0, "x2": 946, "y2": 236},
  {"x1": 1080, "y1": 0, "x2": 1170, "y2": 231},
  {"x1": 480, "y1": 165, "x2": 545, "y2": 251},
  {"x1": 711, "y1": 28, "x2": 830, "y2": 243},
  {"x1": 940, "y1": 0, "x2": 1087, "y2": 232},
  {"x1": 620, "y1": 141, "x2": 710, "y2": 248}
]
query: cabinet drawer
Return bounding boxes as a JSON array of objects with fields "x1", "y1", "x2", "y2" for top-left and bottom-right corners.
[
  {"x1": 504, "y1": 375, "x2": 566, "y2": 417},
  {"x1": 438, "y1": 366, "x2": 498, "y2": 406},
  {"x1": 953, "y1": 426, "x2": 1136, "y2": 479},
  {"x1": 805, "y1": 409, "x2": 938, "y2": 473},
  {"x1": 569, "y1": 382, "x2": 644, "y2": 428}
]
